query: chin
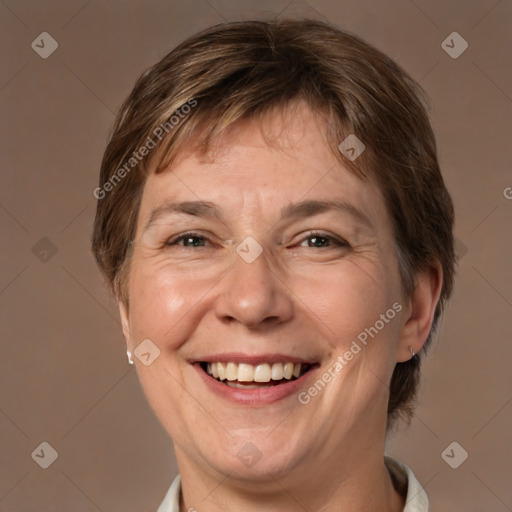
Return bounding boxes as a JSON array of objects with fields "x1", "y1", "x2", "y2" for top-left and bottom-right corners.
[{"x1": 204, "y1": 434, "x2": 306, "y2": 483}]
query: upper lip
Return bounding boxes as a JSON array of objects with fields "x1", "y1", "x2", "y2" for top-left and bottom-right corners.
[{"x1": 191, "y1": 353, "x2": 317, "y2": 365}]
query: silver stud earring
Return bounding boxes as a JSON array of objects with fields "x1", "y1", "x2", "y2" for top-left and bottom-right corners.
[
  {"x1": 410, "y1": 346, "x2": 416, "y2": 359},
  {"x1": 127, "y1": 350, "x2": 134, "y2": 365}
]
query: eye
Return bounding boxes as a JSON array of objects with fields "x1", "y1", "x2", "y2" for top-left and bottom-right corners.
[
  {"x1": 165, "y1": 232, "x2": 211, "y2": 247},
  {"x1": 298, "y1": 232, "x2": 350, "y2": 249}
]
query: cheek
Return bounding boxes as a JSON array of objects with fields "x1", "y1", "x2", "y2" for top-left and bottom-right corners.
[
  {"x1": 126, "y1": 257, "x2": 230, "y2": 349},
  {"x1": 127, "y1": 267, "x2": 196, "y2": 342},
  {"x1": 293, "y1": 263, "x2": 394, "y2": 348},
  {"x1": 124, "y1": 267, "x2": 206, "y2": 427}
]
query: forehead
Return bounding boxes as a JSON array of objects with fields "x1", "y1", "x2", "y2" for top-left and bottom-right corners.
[{"x1": 139, "y1": 102, "x2": 389, "y2": 229}]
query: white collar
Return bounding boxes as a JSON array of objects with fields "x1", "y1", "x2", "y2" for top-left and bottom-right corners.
[{"x1": 156, "y1": 456, "x2": 429, "y2": 511}]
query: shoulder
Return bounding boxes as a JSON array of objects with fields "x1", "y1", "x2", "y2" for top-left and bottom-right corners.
[
  {"x1": 156, "y1": 474, "x2": 181, "y2": 512},
  {"x1": 385, "y1": 456, "x2": 430, "y2": 512}
]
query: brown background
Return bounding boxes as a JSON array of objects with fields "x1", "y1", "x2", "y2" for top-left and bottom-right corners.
[{"x1": 1, "y1": 1, "x2": 511, "y2": 511}]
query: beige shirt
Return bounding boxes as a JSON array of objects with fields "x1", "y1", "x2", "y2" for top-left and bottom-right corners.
[{"x1": 156, "y1": 456, "x2": 429, "y2": 511}]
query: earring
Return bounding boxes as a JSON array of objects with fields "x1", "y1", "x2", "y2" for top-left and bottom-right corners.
[
  {"x1": 410, "y1": 346, "x2": 416, "y2": 359},
  {"x1": 127, "y1": 350, "x2": 134, "y2": 365}
]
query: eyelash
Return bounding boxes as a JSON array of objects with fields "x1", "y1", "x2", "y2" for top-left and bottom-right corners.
[{"x1": 165, "y1": 231, "x2": 351, "y2": 249}]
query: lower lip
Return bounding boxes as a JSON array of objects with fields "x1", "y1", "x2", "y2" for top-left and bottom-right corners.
[{"x1": 193, "y1": 363, "x2": 318, "y2": 405}]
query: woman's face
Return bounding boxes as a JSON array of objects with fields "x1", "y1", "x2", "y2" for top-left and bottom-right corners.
[{"x1": 121, "y1": 103, "x2": 409, "y2": 482}]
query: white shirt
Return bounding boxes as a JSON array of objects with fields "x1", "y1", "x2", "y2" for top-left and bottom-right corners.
[{"x1": 156, "y1": 456, "x2": 429, "y2": 511}]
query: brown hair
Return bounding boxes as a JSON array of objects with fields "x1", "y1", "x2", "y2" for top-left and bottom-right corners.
[{"x1": 92, "y1": 19, "x2": 455, "y2": 431}]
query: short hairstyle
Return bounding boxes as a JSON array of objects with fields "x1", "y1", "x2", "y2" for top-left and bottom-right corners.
[{"x1": 92, "y1": 19, "x2": 455, "y2": 431}]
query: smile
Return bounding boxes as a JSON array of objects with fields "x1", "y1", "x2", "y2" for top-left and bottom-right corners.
[{"x1": 201, "y1": 361, "x2": 312, "y2": 388}]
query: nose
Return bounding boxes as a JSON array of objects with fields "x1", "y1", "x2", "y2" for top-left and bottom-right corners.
[{"x1": 213, "y1": 248, "x2": 294, "y2": 329}]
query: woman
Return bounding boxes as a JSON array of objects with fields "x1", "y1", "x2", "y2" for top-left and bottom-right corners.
[{"x1": 92, "y1": 19, "x2": 455, "y2": 512}]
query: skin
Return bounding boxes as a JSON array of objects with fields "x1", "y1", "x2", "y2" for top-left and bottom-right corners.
[{"x1": 119, "y1": 101, "x2": 442, "y2": 512}]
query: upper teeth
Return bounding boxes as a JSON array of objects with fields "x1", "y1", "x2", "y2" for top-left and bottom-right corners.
[{"x1": 206, "y1": 362, "x2": 306, "y2": 382}]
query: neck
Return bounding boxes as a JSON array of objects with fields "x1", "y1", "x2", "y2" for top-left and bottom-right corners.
[
  {"x1": 176, "y1": 433, "x2": 406, "y2": 512},
  {"x1": 177, "y1": 460, "x2": 404, "y2": 512}
]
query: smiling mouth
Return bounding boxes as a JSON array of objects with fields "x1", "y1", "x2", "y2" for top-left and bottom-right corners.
[{"x1": 199, "y1": 361, "x2": 313, "y2": 388}]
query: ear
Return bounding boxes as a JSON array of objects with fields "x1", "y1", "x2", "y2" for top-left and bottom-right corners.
[
  {"x1": 118, "y1": 300, "x2": 131, "y2": 347},
  {"x1": 397, "y1": 262, "x2": 443, "y2": 362}
]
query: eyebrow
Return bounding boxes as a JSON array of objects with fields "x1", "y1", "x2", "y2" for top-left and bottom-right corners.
[
  {"x1": 280, "y1": 199, "x2": 372, "y2": 228},
  {"x1": 144, "y1": 200, "x2": 222, "y2": 232},
  {"x1": 143, "y1": 198, "x2": 373, "y2": 233}
]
